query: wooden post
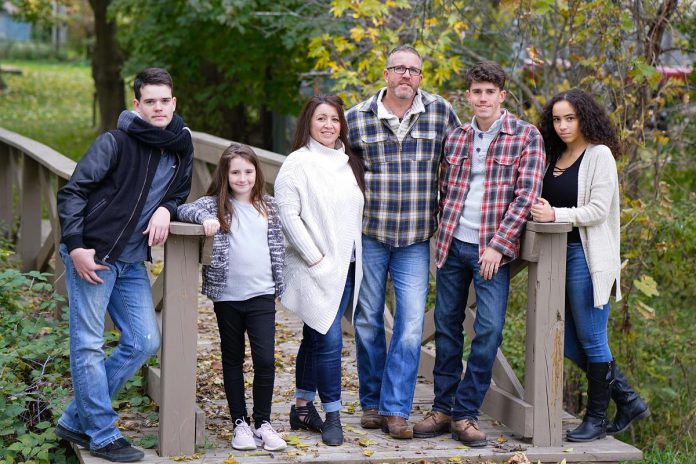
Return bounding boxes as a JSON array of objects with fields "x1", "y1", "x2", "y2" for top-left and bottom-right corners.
[
  {"x1": 523, "y1": 222, "x2": 571, "y2": 446},
  {"x1": 20, "y1": 156, "x2": 42, "y2": 271},
  {"x1": 0, "y1": 143, "x2": 13, "y2": 237},
  {"x1": 158, "y1": 223, "x2": 203, "y2": 456}
]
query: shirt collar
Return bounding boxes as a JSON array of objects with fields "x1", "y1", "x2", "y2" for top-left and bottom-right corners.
[
  {"x1": 471, "y1": 109, "x2": 507, "y2": 135},
  {"x1": 376, "y1": 88, "x2": 425, "y2": 120}
]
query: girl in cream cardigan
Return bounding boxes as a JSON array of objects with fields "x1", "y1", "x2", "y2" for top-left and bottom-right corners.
[
  {"x1": 533, "y1": 89, "x2": 649, "y2": 442},
  {"x1": 274, "y1": 95, "x2": 365, "y2": 446}
]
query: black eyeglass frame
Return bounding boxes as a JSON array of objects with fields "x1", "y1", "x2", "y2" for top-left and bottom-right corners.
[{"x1": 386, "y1": 65, "x2": 422, "y2": 76}]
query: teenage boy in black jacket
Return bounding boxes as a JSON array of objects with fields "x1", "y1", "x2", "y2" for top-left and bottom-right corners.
[{"x1": 54, "y1": 68, "x2": 193, "y2": 462}]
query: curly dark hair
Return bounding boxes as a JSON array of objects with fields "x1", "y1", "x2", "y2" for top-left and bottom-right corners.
[{"x1": 538, "y1": 89, "x2": 620, "y2": 162}]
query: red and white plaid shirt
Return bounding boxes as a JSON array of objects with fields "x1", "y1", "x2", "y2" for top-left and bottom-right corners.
[{"x1": 435, "y1": 111, "x2": 545, "y2": 268}]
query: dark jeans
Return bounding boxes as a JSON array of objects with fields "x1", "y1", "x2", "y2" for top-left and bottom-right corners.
[
  {"x1": 432, "y1": 239, "x2": 510, "y2": 421},
  {"x1": 295, "y1": 264, "x2": 355, "y2": 412},
  {"x1": 214, "y1": 294, "x2": 276, "y2": 427}
]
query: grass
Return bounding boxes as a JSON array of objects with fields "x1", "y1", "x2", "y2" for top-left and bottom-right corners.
[{"x1": 0, "y1": 60, "x2": 98, "y2": 161}]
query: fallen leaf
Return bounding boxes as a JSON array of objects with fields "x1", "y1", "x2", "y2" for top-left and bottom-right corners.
[
  {"x1": 455, "y1": 445, "x2": 469, "y2": 449},
  {"x1": 223, "y1": 458, "x2": 238, "y2": 464},
  {"x1": 363, "y1": 449, "x2": 374, "y2": 457},
  {"x1": 358, "y1": 437, "x2": 376, "y2": 447},
  {"x1": 448, "y1": 458, "x2": 462, "y2": 463},
  {"x1": 496, "y1": 434, "x2": 507, "y2": 443},
  {"x1": 287, "y1": 451, "x2": 305, "y2": 456},
  {"x1": 563, "y1": 447, "x2": 574, "y2": 453}
]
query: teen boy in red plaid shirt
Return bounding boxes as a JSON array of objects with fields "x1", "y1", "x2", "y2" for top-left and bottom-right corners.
[{"x1": 413, "y1": 61, "x2": 545, "y2": 446}]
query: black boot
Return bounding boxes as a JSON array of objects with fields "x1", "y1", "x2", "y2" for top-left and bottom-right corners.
[
  {"x1": 322, "y1": 411, "x2": 343, "y2": 446},
  {"x1": 567, "y1": 361, "x2": 614, "y2": 442},
  {"x1": 290, "y1": 402, "x2": 323, "y2": 433},
  {"x1": 607, "y1": 365, "x2": 650, "y2": 434}
]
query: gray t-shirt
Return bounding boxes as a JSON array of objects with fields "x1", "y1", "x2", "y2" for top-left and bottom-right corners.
[
  {"x1": 214, "y1": 199, "x2": 275, "y2": 302},
  {"x1": 119, "y1": 151, "x2": 177, "y2": 263}
]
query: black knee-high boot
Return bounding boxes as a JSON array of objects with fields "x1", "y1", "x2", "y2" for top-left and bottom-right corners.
[
  {"x1": 607, "y1": 365, "x2": 650, "y2": 434},
  {"x1": 567, "y1": 361, "x2": 614, "y2": 442}
]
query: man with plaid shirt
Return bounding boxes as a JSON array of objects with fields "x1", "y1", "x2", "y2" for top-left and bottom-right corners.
[
  {"x1": 346, "y1": 45, "x2": 460, "y2": 439},
  {"x1": 412, "y1": 61, "x2": 545, "y2": 446}
]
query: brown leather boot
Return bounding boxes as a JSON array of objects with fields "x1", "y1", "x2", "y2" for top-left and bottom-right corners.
[
  {"x1": 451, "y1": 419, "x2": 487, "y2": 447},
  {"x1": 413, "y1": 410, "x2": 451, "y2": 438},
  {"x1": 380, "y1": 415, "x2": 413, "y2": 439},
  {"x1": 360, "y1": 409, "x2": 383, "y2": 429}
]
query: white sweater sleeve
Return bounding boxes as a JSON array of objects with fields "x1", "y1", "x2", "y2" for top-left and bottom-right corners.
[
  {"x1": 274, "y1": 164, "x2": 324, "y2": 266},
  {"x1": 553, "y1": 146, "x2": 618, "y2": 227}
]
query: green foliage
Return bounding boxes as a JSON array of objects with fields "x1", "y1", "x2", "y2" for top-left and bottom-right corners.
[
  {"x1": 112, "y1": 0, "x2": 318, "y2": 147},
  {"x1": 0, "y1": 264, "x2": 74, "y2": 463},
  {"x1": 0, "y1": 60, "x2": 96, "y2": 160},
  {"x1": 0, "y1": 41, "x2": 68, "y2": 61}
]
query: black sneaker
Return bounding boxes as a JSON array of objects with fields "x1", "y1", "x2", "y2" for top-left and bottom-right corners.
[
  {"x1": 90, "y1": 438, "x2": 144, "y2": 462},
  {"x1": 55, "y1": 424, "x2": 90, "y2": 448}
]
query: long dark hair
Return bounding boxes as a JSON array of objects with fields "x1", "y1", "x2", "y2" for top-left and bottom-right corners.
[
  {"x1": 538, "y1": 88, "x2": 621, "y2": 163},
  {"x1": 292, "y1": 94, "x2": 365, "y2": 194},
  {"x1": 206, "y1": 143, "x2": 267, "y2": 232}
]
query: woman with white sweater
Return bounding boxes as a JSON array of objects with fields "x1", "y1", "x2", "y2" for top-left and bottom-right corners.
[
  {"x1": 274, "y1": 95, "x2": 365, "y2": 446},
  {"x1": 532, "y1": 89, "x2": 649, "y2": 442}
]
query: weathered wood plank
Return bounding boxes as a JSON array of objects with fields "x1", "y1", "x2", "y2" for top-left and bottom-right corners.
[
  {"x1": 20, "y1": 156, "x2": 42, "y2": 272},
  {"x1": 524, "y1": 225, "x2": 571, "y2": 446},
  {"x1": 158, "y1": 234, "x2": 201, "y2": 455},
  {"x1": 0, "y1": 142, "x2": 13, "y2": 235}
]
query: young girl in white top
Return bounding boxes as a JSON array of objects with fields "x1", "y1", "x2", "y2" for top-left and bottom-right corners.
[
  {"x1": 177, "y1": 143, "x2": 286, "y2": 451},
  {"x1": 533, "y1": 89, "x2": 649, "y2": 442},
  {"x1": 274, "y1": 95, "x2": 365, "y2": 446}
]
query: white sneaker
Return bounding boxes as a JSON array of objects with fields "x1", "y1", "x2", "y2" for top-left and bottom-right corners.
[
  {"x1": 232, "y1": 419, "x2": 257, "y2": 450},
  {"x1": 254, "y1": 421, "x2": 287, "y2": 451}
]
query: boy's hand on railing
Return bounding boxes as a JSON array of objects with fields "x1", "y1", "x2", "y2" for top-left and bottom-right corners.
[
  {"x1": 202, "y1": 218, "x2": 220, "y2": 236},
  {"x1": 70, "y1": 248, "x2": 108, "y2": 285},
  {"x1": 145, "y1": 206, "x2": 172, "y2": 246}
]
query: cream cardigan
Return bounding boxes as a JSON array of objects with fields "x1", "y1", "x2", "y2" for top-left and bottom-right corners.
[
  {"x1": 552, "y1": 144, "x2": 622, "y2": 307},
  {"x1": 274, "y1": 138, "x2": 364, "y2": 334}
]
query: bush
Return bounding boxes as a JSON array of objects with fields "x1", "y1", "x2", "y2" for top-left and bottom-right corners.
[
  {"x1": 0, "y1": 264, "x2": 74, "y2": 463},
  {"x1": 0, "y1": 41, "x2": 67, "y2": 61}
]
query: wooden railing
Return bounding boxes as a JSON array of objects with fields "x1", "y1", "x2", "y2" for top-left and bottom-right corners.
[{"x1": 0, "y1": 126, "x2": 571, "y2": 456}]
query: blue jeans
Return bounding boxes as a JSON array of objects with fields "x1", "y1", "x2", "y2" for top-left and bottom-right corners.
[
  {"x1": 295, "y1": 264, "x2": 355, "y2": 413},
  {"x1": 57, "y1": 244, "x2": 160, "y2": 449},
  {"x1": 564, "y1": 242, "x2": 612, "y2": 366},
  {"x1": 354, "y1": 235, "x2": 429, "y2": 418},
  {"x1": 432, "y1": 239, "x2": 510, "y2": 421}
]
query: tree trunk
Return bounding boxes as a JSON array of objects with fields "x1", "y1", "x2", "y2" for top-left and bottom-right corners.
[{"x1": 89, "y1": 0, "x2": 125, "y2": 133}]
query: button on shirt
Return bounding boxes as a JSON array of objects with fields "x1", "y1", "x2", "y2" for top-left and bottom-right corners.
[{"x1": 454, "y1": 111, "x2": 506, "y2": 244}]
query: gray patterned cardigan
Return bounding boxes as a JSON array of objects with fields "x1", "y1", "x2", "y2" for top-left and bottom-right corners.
[{"x1": 176, "y1": 194, "x2": 285, "y2": 299}]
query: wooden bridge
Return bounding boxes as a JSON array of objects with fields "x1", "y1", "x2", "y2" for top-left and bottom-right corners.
[{"x1": 0, "y1": 127, "x2": 643, "y2": 463}]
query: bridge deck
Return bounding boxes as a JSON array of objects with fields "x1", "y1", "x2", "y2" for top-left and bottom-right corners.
[{"x1": 67, "y1": 247, "x2": 641, "y2": 463}]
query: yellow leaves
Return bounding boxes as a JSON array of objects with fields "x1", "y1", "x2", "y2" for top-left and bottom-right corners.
[
  {"x1": 344, "y1": 425, "x2": 367, "y2": 435},
  {"x1": 150, "y1": 261, "x2": 163, "y2": 276},
  {"x1": 448, "y1": 457, "x2": 463, "y2": 463},
  {"x1": 563, "y1": 447, "x2": 574, "y2": 453},
  {"x1": 357, "y1": 437, "x2": 376, "y2": 447},
  {"x1": 287, "y1": 451, "x2": 305, "y2": 456},
  {"x1": 634, "y1": 275, "x2": 660, "y2": 298},
  {"x1": 223, "y1": 458, "x2": 238, "y2": 464},
  {"x1": 350, "y1": 26, "x2": 366, "y2": 43},
  {"x1": 285, "y1": 434, "x2": 310, "y2": 449},
  {"x1": 171, "y1": 454, "x2": 203, "y2": 461},
  {"x1": 526, "y1": 47, "x2": 545, "y2": 66},
  {"x1": 496, "y1": 434, "x2": 508, "y2": 443},
  {"x1": 635, "y1": 301, "x2": 656, "y2": 320},
  {"x1": 363, "y1": 449, "x2": 375, "y2": 457}
]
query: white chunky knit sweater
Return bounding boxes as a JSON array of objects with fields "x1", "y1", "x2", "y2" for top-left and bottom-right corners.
[
  {"x1": 274, "y1": 137, "x2": 364, "y2": 334},
  {"x1": 552, "y1": 144, "x2": 622, "y2": 307}
]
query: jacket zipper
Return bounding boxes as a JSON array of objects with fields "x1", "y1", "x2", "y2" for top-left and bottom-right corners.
[{"x1": 101, "y1": 149, "x2": 153, "y2": 261}]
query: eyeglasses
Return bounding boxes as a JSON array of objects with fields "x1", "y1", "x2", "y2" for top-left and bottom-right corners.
[{"x1": 387, "y1": 65, "x2": 422, "y2": 76}]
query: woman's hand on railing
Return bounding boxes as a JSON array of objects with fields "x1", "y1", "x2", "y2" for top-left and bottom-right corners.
[{"x1": 531, "y1": 198, "x2": 555, "y2": 223}]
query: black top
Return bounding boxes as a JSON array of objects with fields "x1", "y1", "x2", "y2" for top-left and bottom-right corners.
[{"x1": 542, "y1": 153, "x2": 584, "y2": 243}]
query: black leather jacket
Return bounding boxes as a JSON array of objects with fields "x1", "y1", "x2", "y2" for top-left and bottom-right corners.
[{"x1": 58, "y1": 130, "x2": 193, "y2": 262}]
